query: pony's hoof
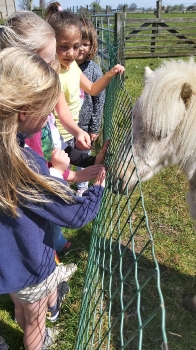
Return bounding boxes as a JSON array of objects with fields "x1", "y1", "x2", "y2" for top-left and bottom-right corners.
[{"x1": 181, "y1": 294, "x2": 196, "y2": 312}]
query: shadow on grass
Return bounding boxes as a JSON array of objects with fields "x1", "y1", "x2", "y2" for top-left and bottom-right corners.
[
  {"x1": 57, "y1": 226, "x2": 196, "y2": 349},
  {"x1": 1, "y1": 225, "x2": 196, "y2": 350}
]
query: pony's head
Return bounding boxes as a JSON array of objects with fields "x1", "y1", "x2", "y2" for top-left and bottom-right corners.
[{"x1": 114, "y1": 58, "x2": 196, "y2": 194}]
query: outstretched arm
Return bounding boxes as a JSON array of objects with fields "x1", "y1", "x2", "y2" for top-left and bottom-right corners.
[
  {"x1": 67, "y1": 164, "x2": 104, "y2": 183},
  {"x1": 80, "y1": 64, "x2": 125, "y2": 96},
  {"x1": 55, "y1": 91, "x2": 91, "y2": 150}
]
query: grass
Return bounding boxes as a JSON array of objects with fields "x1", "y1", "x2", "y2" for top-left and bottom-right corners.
[{"x1": 1, "y1": 55, "x2": 196, "y2": 349}]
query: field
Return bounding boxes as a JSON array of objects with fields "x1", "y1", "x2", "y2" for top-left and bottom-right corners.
[{"x1": 1, "y1": 51, "x2": 196, "y2": 349}]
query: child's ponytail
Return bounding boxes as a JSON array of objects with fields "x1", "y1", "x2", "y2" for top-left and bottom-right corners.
[{"x1": 45, "y1": 1, "x2": 63, "y2": 22}]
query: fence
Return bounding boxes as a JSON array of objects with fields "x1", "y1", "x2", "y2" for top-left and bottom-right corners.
[
  {"x1": 75, "y1": 29, "x2": 168, "y2": 350},
  {"x1": 90, "y1": 12, "x2": 196, "y2": 60}
]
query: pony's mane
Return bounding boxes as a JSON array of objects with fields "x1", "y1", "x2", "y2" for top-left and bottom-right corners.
[{"x1": 140, "y1": 57, "x2": 196, "y2": 163}]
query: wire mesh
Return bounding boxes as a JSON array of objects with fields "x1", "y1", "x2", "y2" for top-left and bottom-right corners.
[{"x1": 75, "y1": 28, "x2": 168, "y2": 350}]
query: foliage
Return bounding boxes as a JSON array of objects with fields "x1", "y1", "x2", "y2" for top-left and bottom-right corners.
[
  {"x1": 18, "y1": 0, "x2": 33, "y2": 10},
  {"x1": 90, "y1": 0, "x2": 102, "y2": 13}
]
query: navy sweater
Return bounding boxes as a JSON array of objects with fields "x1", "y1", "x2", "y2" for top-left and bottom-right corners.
[
  {"x1": 78, "y1": 60, "x2": 105, "y2": 135},
  {"x1": 0, "y1": 147, "x2": 104, "y2": 294}
]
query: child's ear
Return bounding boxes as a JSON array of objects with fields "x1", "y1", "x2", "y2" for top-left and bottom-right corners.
[{"x1": 18, "y1": 106, "x2": 28, "y2": 121}]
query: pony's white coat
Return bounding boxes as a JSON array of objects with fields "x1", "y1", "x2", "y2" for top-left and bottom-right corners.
[{"x1": 115, "y1": 58, "x2": 196, "y2": 221}]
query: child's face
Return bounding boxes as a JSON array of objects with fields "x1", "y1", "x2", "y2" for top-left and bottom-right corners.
[
  {"x1": 76, "y1": 39, "x2": 91, "y2": 65},
  {"x1": 37, "y1": 38, "x2": 56, "y2": 65},
  {"x1": 56, "y1": 27, "x2": 81, "y2": 69},
  {"x1": 18, "y1": 110, "x2": 48, "y2": 138}
]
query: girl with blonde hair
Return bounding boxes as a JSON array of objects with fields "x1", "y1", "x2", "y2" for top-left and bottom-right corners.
[{"x1": 0, "y1": 46, "x2": 105, "y2": 350}]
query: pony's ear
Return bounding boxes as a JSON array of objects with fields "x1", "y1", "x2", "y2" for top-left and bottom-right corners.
[
  {"x1": 181, "y1": 82, "x2": 192, "y2": 109},
  {"x1": 144, "y1": 66, "x2": 154, "y2": 83}
]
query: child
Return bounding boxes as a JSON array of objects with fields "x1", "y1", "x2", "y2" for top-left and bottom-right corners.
[
  {"x1": 0, "y1": 46, "x2": 106, "y2": 350},
  {"x1": 41, "y1": 113, "x2": 107, "y2": 253},
  {"x1": 75, "y1": 15, "x2": 106, "y2": 196},
  {"x1": 46, "y1": 6, "x2": 125, "y2": 149}
]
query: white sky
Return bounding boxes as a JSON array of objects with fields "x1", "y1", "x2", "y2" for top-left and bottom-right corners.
[{"x1": 15, "y1": 0, "x2": 194, "y2": 11}]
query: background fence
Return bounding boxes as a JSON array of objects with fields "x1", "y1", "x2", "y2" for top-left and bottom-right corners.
[
  {"x1": 75, "y1": 30, "x2": 168, "y2": 350},
  {"x1": 89, "y1": 11, "x2": 196, "y2": 60}
]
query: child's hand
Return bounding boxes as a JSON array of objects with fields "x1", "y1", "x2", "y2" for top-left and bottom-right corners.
[
  {"x1": 90, "y1": 133, "x2": 99, "y2": 142},
  {"x1": 68, "y1": 164, "x2": 104, "y2": 183},
  {"x1": 95, "y1": 140, "x2": 110, "y2": 165},
  {"x1": 51, "y1": 148, "x2": 70, "y2": 174},
  {"x1": 107, "y1": 64, "x2": 125, "y2": 78},
  {"x1": 75, "y1": 130, "x2": 91, "y2": 150},
  {"x1": 94, "y1": 166, "x2": 106, "y2": 188}
]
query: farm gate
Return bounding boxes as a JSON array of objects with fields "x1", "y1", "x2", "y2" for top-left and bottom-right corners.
[{"x1": 90, "y1": 12, "x2": 196, "y2": 60}]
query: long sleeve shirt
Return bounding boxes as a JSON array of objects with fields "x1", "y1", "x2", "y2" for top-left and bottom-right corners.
[
  {"x1": 78, "y1": 60, "x2": 105, "y2": 135},
  {"x1": 0, "y1": 146, "x2": 104, "y2": 294}
]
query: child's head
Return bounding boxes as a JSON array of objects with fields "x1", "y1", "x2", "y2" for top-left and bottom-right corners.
[
  {"x1": 47, "y1": 10, "x2": 82, "y2": 69},
  {"x1": 76, "y1": 15, "x2": 98, "y2": 65},
  {"x1": 1, "y1": 11, "x2": 56, "y2": 65},
  {"x1": 0, "y1": 47, "x2": 60, "y2": 138},
  {"x1": 0, "y1": 46, "x2": 68, "y2": 217},
  {"x1": 45, "y1": 1, "x2": 63, "y2": 21}
]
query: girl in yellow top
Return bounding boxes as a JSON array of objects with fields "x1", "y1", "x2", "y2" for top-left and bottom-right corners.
[{"x1": 47, "y1": 7, "x2": 125, "y2": 146}]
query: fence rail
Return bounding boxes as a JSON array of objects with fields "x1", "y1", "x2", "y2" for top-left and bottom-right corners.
[{"x1": 91, "y1": 13, "x2": 196, "y2": 60}]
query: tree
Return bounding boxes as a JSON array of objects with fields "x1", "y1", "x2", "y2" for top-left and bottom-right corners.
[
  {"x1": 90, "y1": 0, "x2": 102, "y2": 13},
  {"x1": 19, "y1": 0, "x2": 33, "y2": 10},
  {"x1": 129, "y1": 3, "x2": 137, "y2": 11},
  {"x1": 117, "y1": 4, "x2": 123, "y2": 11}
]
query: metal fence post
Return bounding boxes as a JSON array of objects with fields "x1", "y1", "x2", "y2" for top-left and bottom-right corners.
[{"x1": 114, "y1": 12, "x2": 125, "y2": 70}]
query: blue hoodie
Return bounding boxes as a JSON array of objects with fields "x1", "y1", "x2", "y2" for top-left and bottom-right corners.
[{"x1": 0, "y1": 146, "x2": 104, "y2": 294}]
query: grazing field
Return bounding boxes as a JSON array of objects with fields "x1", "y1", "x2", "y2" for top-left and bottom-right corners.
[{"x1": 1, "y1": 56, "x2": 196, "y2": 349}]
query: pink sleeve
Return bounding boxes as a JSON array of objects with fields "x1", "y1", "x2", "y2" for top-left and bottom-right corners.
[
  {"x1": 25, "y1": 131, "x2": 44, "y2": 157},
  {"x1": 63, "y1": 169, "x2": 70, "y2": 180}
]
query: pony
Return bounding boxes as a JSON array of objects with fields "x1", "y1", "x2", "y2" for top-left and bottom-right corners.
[{"x1": 114, "y1": 58, "x2": 196, "y2": 221}]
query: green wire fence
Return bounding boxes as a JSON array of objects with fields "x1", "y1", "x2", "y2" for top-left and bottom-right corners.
[{"x1": 75, "y1": 24, "x2": 168, "y2": 350}]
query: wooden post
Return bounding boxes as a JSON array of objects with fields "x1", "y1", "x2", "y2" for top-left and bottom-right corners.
[
  {"x1": 106, "y1": 5, "x2": 109, "y2": 14},
  {"x1": 93, "y1": 4, "x2": 96, "y2": 14},
  {"x1": 114, "y1": 12, "x2": 125, "y2": 73},
  {"x1": 151, "y1": 0, "x2": 161, "y2": 53},
  {"x1": 156, "y1": 0, "x2": 162, "y2": 18},
  {"x1": 86, "y1": 5, "x2": 88, "y2": 14}
]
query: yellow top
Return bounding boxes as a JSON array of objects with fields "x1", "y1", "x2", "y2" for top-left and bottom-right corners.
[{"x1": 55, "y1": 61, "x2": 82, "y2": 142}]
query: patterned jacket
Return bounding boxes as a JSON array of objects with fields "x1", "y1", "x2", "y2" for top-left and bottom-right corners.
[{"x1": 78, "y1": 60, "x2": 105, "y2": 135}]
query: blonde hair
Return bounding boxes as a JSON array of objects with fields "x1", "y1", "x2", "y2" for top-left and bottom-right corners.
[
  {"x1": 0, "y1": 47, "x2": 73, "y2": 217},
  {"x1": 50, "y1": 54, "x2": 61, "y2": 74},
  {"x1": 1, "y1": 11, "x2": 55, "y2": 53}
]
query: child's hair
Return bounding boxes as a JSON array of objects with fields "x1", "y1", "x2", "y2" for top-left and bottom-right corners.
[
  {"x1": 45, "y1": 1, "x2": 63, "y2": 21},
  {"x1": 47, "y1": 9, "x2": 81, "y2": 37},
  {"x1": 0, "y1": 47, "x2": 73, "y2": 217},
  {"x1": 50, "y1": 54, "x2": 61, "y2": 74},
  {"x1": 0, "y1": 11, "x2": 55, "y2": 54},
  {"x1": 79, "y1": 15, "x2": 98, "y2": 60}
]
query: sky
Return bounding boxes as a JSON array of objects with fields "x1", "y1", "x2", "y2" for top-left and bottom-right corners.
[{"x1": 15, "y1": 0, "x2": 195, "y2": 11}]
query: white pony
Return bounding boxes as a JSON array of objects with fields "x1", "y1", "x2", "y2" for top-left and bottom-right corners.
[{"x1": 115, "y1": 58, "x2": 196, "y2": 221}]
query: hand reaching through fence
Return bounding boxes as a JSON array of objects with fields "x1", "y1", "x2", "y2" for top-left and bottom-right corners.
[
  {"x1": 94, "y1": 166, "x2": 106, "y2": 188},
  {"x1": 106, "y1": 64, "x2": 125, "y2": 77}
]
